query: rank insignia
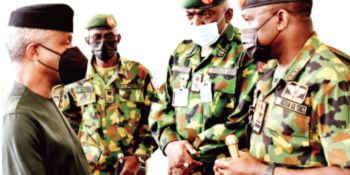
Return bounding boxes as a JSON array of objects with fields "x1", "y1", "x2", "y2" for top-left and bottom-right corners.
[
  {"x1": 218, "y1": 48, "x2": 226, "y2": 57},
  {"x1": 253, "y1": 101, "x2": 267, "y2": 134},
  {"x1": 105, "y1": 89, "x2": 115, "y2": 104},
  {"x1": 282, "y1": 82, "x2": 308, "y2": 104},
  {"x1": 286, "y1": 68, "x2": 300, "y2": 81}
]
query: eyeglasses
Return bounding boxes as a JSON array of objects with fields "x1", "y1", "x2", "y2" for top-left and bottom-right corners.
[{"x1": 87, "y1": 33, "x2": 116, "y2": 42}]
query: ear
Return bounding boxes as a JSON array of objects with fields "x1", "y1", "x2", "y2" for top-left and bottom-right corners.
[
  {"x1": 26, "y1": 43, "x2": 40, "y2": 61},
  {"x1": 117, "y1": 34, "x2": 121, "y2": 45},
  {"x1": 276, "y1": 9, "x2": 289, "y2": 31},
  {"x1": 85, "y1": 36, "x2": 90, "y2": 45},
  {"x1": 224, "y1": 8, "x2": 234, "y2": 23}
]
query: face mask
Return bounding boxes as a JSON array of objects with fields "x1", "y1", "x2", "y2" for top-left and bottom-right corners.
[
  {"x1": 241, "y1": 12, "x2": 281, "y2": 63},
  {"x1": 91, "y1": 40, "x2": 117, "y2": 62},
  {"x1": 38, "y1": 44, "x2": 88, "y2": 85},
  {"x1": 189, "y1": 8, "x2": 228, "y2": 47}
]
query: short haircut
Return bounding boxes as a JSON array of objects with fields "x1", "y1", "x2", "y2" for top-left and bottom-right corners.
[
  {"x1": 5, "y1": 26, "x2": 54, "y2": 62},
  {"x1": 268, "y1": 2, "x2": 313, "y2": 20}
]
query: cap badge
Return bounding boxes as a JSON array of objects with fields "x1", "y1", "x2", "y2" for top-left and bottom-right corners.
[
  {"x1": 238, "y1": 0, "x2": 246, "y2": 6},
  {"x1": 106, "y1": 17, "x2": 115, "y2": 27},
  {"x1": 201, "y1": 0, "x2": 214, "y2": 5}
]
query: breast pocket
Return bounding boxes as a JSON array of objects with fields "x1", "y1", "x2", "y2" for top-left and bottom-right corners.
[
  {"x1": 264, "y1": 103, "x2": 310, "y2": 166},
  {"x1": 118, "y1": 86, "x2": 144, "y2": 144}
]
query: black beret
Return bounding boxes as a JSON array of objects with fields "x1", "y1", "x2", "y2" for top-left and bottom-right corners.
[
  {"x1": 182, "y1": 0, "x2": 227, "y2": 9},
  {"x1": 239, "y1": 0, "x2": 312, "y2": 10},
  {"x1": 8, "y1": 4, "x2": 74, "y2": 32}
]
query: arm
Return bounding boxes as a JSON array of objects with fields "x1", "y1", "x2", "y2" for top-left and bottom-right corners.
[
  {"x1": 133, "y1": 71, "x2": 159, "y2": 161},
  {"x1": 214, "y1": 152, "x2": 350, "y2": 175},
  {"x1": 2, "y1": 113, "x2": 46, "y2": 175},
  {"x1": 194, "y1": 54, "x2": 258, "y2": 147},
  {"x1": 214, "y1": 81, "x2": 350, "y2": 175},
  {"x1": 149, "y1": 54, "x2": 181, "y2": 154}
]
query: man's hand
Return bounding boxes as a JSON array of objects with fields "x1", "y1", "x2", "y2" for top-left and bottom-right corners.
[
  {"x1": 116, "y1": 155, "x2": 142, "y2": 175},
  {"x1": 214, "y1": 151, "x2": 267, "y2": 175},
  {"x1": 165, "y1": 140, "x2": 202, "y2": 175}
]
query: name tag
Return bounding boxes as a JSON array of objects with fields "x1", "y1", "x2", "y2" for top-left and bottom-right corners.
[
  {"x1": 75, "y1": 86, "x2": 94, "y2": 93},
  {"x1": 172, "y1": 65, "x2": 191, "y2": 74},
  {"x1": 208, "y1": 67, "x2": 237, "y2": 76},
  {"x1": 275, "y1": 97, "x2": 308, "y2": 115},
  {"x1": 120, "y1": 84, "x2": 143, "y2": 89}
]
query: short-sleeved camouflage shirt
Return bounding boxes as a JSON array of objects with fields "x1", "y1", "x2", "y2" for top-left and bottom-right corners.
[
  {"x1": 150, "y1": 24, "x2": 259, "y2": 163},
  {"x1": 52, "y1": 54, "x2": 158, "y2": 174},
  {"x1": 249, "y1": 33, "x2": 350, "y2": 169}
]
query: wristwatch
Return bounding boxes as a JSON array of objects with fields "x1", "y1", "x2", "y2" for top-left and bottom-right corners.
[
  {"x1": 137, "y1": 156, "x2": 145, "y2": 164},
  {"x1": 263, "y1": 166, "x2": 276, "y2": 175}
]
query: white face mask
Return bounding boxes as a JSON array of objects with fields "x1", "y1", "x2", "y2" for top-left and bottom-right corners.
[{"x1": 189, "y1": 8, "x2": 228, "y2": 47}]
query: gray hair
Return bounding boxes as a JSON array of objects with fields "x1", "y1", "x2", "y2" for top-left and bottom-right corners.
[{"x1": 5, "y1": 26, "x2": 54, "y2": 62}]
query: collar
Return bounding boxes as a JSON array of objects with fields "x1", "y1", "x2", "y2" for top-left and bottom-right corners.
[
  {"x1": 259, "y1": 32, "x2": 321, "y2": 98},
  {"x1": 261, "y1": 32, "x2": 320, "y2": 81},
  {"x1": 86, "y1": 53, "x2": 128, "y2": 81}
]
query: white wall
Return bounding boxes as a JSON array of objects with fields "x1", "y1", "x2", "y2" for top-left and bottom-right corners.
[{"x1": 0, "y1": 0, "x2": 349, "y2": 174}]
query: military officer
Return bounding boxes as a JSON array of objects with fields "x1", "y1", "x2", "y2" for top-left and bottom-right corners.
[
  {"x1": 214, "y1": 0, "x2": 350, "y2": 175},
  {"x1": 149, "y1": 0, "x2": 260, "y2": 174},
  {"x1": 52, "y1": 14, "x2": 158, "y2": 175}
]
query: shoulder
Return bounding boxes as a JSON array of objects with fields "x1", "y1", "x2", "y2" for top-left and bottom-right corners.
[
  {"x1": 309, "y1": 44, "x2": 350, "y2": 81},
  {"x1": 172, "y1": 39, "x2": 195, "y2": 54},
  {"x1": 121, "y1": 57, "x2": 153, "y2": 78},
  {"x1": 2, "y1": 112, "x2": 41, "y2": 139}
]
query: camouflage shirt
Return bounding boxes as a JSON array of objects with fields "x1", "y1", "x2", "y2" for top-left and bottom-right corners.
[
  {"x1": 150, "y1": 24, "x2": 259, "y2": 162},
  {"x1": 53, "y1": 54, "x2": 158, "y2": 173},
  {"x1": 249, "y1": 33, "x2": 350, "y2": 169}
]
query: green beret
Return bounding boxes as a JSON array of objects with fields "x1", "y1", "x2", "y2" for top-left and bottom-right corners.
[
  {"x1": 182, "y1": 0, "x2": 227, "y2": 9},
  {"x1": 239, "y1": 0, "x2": 312, "y2": 10},
  {"x1": 85, "y1": 13, "x2": 117, "y2": 29}
]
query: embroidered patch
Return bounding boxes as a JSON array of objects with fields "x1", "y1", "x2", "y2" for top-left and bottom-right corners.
[
  {"x1": 253, "y1": 101, "x2": 267, "y2": 134},
  {"x1": 282, "y1": 82, "x2": 308, "y2": 104},
  {"x1": 275, "y1": 97, "x2": 308, "y2": 115},
  {"x1": 208, "y1": 67, "x2": 237, "y2": 76},
  {"x1": 218, "y1": 48, "x2": 226, "y2": 57},
  {"x1": 172, "y1": 65, "x2": 191, "y2": 74},
  {"x1": 105, "y1": 89, "x2": 115, "y2": 104},
  {"x1": 75, "y1": 86, "x2": 94, "y2": 93},
  {"x1": 120, "y1": 84, "x2": 143, "y2": 89},
  {"x1": 286, "y1": 68, "x2": 301, "y2": 81},
  {"x1": 238, "y1": 0, "x2": 246, "y2": 6}
]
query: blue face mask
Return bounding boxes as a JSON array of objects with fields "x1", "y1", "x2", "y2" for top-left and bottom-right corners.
[{"x1": 188, "y1": 8, "x2": 228, "y2": 47}]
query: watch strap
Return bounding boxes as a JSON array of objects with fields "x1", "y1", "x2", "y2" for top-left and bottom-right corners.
[{"x1": 263, "y1": 165, "x2": 276, "y2": 175}]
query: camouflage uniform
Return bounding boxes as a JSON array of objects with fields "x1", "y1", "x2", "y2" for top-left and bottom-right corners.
[
  {"x1": 53, "y1": 54, "x2": 158, "y2": 175},
  {"x1": 249, "y1": 33, "x2": 350, "y2": 169},
  {"x1": 150, "y1": 24, "x2": 259, "y2": 174}
]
